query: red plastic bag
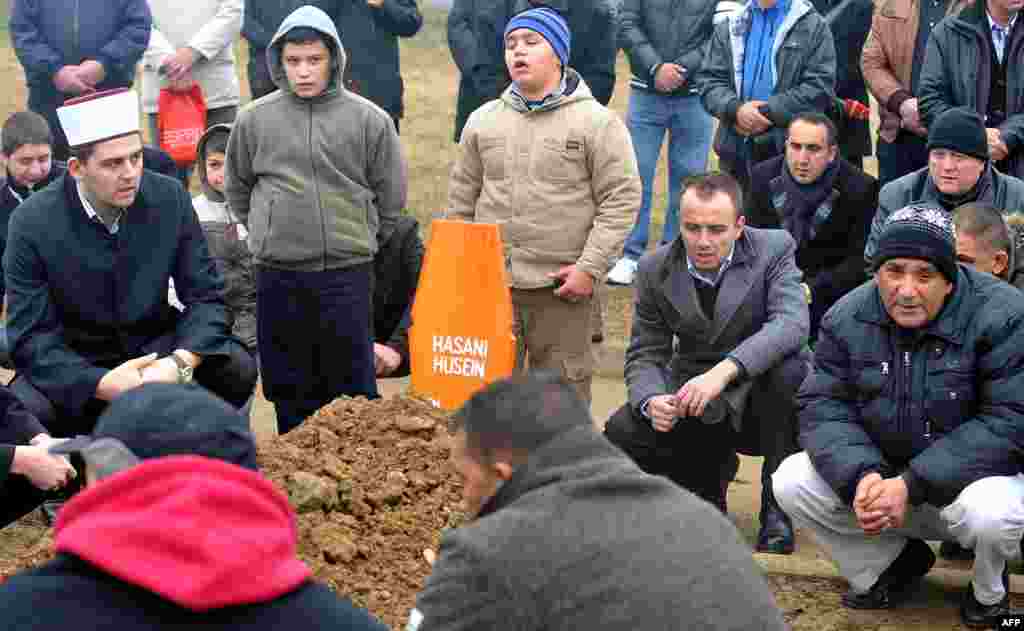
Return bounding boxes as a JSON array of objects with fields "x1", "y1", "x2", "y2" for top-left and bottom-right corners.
[{"x1": 158, "y1": 84, "x2": 207, "y2": 167}]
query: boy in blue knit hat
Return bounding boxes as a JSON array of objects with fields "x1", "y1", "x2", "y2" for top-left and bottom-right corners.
[{"x1": 446, "y1": 7, "x2": 641, "y2": 406}]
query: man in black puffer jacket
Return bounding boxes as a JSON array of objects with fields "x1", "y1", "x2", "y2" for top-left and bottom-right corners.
[{"x1": 774, "y1": 205, "x2": 1024, "y2": 629}]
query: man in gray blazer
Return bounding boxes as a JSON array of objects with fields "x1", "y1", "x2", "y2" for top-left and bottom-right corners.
[{"x1": 605, "y1": 172, "x2": 810, "y2": 554}]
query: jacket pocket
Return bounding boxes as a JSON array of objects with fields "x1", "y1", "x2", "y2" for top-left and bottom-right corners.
[
  {"x1": 926, "y1": 366, "x2": 975, "y2": 433},
  {"x1": 248, "y1": 192, "x2": 277, "y2": 259},
  {"x1": 534, "y1": 135, "x2": 587, "y2": 183},
  {"x1": 479, "y1": 137, "x2": 507, "y2": 180}
]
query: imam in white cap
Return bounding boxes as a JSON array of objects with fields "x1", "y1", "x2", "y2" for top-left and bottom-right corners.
[{"x1": 57, "y1": 88, "x2": 140, "y2": 149}]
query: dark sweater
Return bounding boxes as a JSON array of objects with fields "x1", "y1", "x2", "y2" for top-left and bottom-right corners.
[
  {"x1": 373, "y1": 215, "x2": 423, "y2": 378},
  {"x1": 413, "y1": 425, "x2": 787, "y2": 630},
  {"x1": 0, "y1": 385, "x2": 47, "y2": 489}
]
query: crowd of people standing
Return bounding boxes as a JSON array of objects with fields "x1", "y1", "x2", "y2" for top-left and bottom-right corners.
[{"x1": 0, "y1": 0, "x2": 1022, "y2": 629}]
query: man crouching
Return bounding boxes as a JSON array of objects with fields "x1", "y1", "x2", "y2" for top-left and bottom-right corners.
[{"x1": 774, "y1": 204, "x2": 1024, "y2": 628}]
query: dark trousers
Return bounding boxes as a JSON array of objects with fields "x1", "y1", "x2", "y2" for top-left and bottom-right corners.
[
  {"x1": 605, "y1": 355, "x2": 807, "y2": 512},
  {"x1": 28, "y1": 86, "x2": 73, "y2": 163},
  {"x1": 9, "y1": 342, "x2": 257, "y2": 437},
  {"x1": 876, "y1": 131, "x2": 928, "y2": 188},
  {"x1": 256, "y1": 264, "x2": 378, "y2": 434},
  {"x1": 247, "y1": 52, "x2": 276, "y2": 101},
  {"x1": 0, "y1": 474, "x2": 47, "y2": 529}
]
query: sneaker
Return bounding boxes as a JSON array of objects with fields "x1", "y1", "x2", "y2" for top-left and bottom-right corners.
[
  {"x1": 606, "y1": 258, "x2": 638, "y2": 286},
  {"x1": 841, "y1": 538, "x2": 936, "y2": 609},
  {"x1": 960, "y1": 568, "x2": 1010, "y2": 629}
]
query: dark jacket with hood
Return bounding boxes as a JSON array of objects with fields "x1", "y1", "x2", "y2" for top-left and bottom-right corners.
[
  {"x1": 512, "y1": 0, "x2": 618, "y2": 106},
  {"x1": 337, "y1": 0, "x2": 423, "y2": 119},
  {"x1": 865, "y1": 164, "x2": 1024, "y2": 275},
  {"x1": 241, "y1": 0, "x2": 337, "y2": 51},
  {"x1": 799, "y1": 265, "x2": 1024, "y2": 507},
  {"x1": 3, "y1": 171, "x2": 238, "y2": 419},
  {"x1": 918, "y1": 0, "x2": 1024, "y2": 179},
  {"x1": 0, "y1": 162, "x2": 65, "y2": 297},
  {"x1": 0, "y1": 385, "x2": 47, "y2": 491},
  {"x1": 195, "y1": 124, "x2": 257, "y2": 350},
  {"x1": 373, "y1": 215, "x2": 423, "y2": 378},
  {"x1": 619, "y1": 0, "x2": 716, "y2": 98},
  {"x1": 748, "y1": 155, "x2": 878, "y2": 334},
  {"x1": 697, "y1": 0, "x2": 837, "y2": 167},
  {"x1": 226, "y1": 6, "x2": 407, "y2": 273},
  {"x1": 0, "y1": 455, "x2": 387, "y2": 630},
  {"x1": 412, "y1": 425, "x2": 787, "y2": 630},
  {"x1": 447, "y1": 0, "x2": 516, "y2": 142}
]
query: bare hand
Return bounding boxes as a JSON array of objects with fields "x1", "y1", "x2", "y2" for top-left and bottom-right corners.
[
  {"x1": 646, "y1": 394, "x2": 680, "y2": 432},
  {"x1": 11, "y1": 445, "x2": 77, "y2": 491},
  {"x1": 161, "y1": 47, "x2": 198, "y2": 82},
  {"x1": 549, "y1": 265, "x2": 594, "y2": 301},
  {"x1": 675, "y1": 364, "x2": 732, "y2": 418},
  {"x1": 861, "y1": 477, "x2": 909, "y2": 532},
  {"x1": 140, "y1": 357, "x2": 181, "y2": 385},
  {"x1": 853, "y1": 472, "x2": 887, "y2": 535},
  {"x1": 374, "y1": 342, "x2": 402, "y2": 376},
  {"x1": 167, "y1": 73, "x2": 195, "y2": 93},
  {"x1": 898, "y1": 98, "x2": 924, "y2": 134},
  {"x1": 423, "y1": 548, "x2": 437, "y2": 566},
  {"x1": 96, "y1": 353, "x2": 158, "y2": 401},
  {"x1": 368, "y1": 0, "x2": 385, "y2": 6},
  {"x1": 53, "y1": 65, "x2": 92, "y2": 95},
  {"x1": 988, "y1": 128, "x2": 1010, "y2": 162},
  {"x1": 735, "y1": 100, "x2": 772, "y2": 136},
  {"x1": 77, "y1": 60, "x2": 106, "y2": 87},
  {"x1": 654, "y1": 64, "x2": 686, "y2": 92}
]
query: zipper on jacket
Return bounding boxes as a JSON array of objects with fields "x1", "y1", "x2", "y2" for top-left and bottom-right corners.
[
  {"x1": 72, "y1": 0, "x2": 81, "y2": 64},
  {"x1": 900, "y1": 350, "x2": 911, "y2": 438},
  {"x1": 308, "y1": 103, "x2": 327, "y2": 271}
]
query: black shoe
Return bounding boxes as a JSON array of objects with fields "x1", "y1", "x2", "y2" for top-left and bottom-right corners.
[
  {"x1": 591, "y1": 332, "x2": 604, "y2": 344},
  {"x1": 939, "y1": 540, "x2": 975, "y2": 561},
  {"x1": 960, "y1": 568, "x2": 1010, "y2": 629},
  {"x1": 841, "y1": 538, "x2": 936, "y2": 609}
]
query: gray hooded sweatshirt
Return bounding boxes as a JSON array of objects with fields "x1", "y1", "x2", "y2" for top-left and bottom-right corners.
[{"x1": 225, "y1": 6, "x2": 407, "y2": 272}]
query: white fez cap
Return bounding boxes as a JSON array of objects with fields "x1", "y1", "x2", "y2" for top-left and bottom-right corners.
[{"x1": 57, "y1": 89, "x2": 140, "y2": 149}]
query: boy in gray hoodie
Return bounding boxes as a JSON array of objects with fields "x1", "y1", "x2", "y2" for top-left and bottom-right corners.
[{"x1": 225, "y1": 6, "x2": 407, "y2": 433}]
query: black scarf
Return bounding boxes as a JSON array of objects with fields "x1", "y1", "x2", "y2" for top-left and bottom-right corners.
[
  {"x1": 934, "y1": 162, "x2": 994, "y2": 210},
  {"x1": 779, "y1": 159, "x2": 840, "y2": 247}
]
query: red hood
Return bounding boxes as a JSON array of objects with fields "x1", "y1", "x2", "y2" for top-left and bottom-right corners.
[{"x1": 54, "y1": 455, "x2": 311, "y2": 611}]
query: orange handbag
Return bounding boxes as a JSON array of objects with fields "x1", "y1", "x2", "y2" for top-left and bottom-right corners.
[{"x1": 157, "y1": 84, "x2": 207, "y2": 166}]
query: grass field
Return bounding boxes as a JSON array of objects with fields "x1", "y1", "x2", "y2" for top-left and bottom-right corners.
[{"x1": 0, "y1": 4, "x2": 679, "y2": 241}]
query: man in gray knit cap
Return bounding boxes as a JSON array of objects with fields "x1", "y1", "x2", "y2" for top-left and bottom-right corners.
[{"x1": 774, "y1": 205, "x2": 1024, "y2": 628}]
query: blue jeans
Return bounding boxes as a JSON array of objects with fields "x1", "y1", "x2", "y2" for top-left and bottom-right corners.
[{"x1": 622, "y1": 90, "x2": 714, "y2": 261}]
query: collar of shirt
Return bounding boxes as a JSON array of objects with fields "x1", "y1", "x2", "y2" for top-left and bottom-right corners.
[
  {"x1": 77, "y1": 182, "x2": 121, "y2": 235},
  {"x1": 686, "y1": 242, "x2": 737, "y2": 287},
  {"x1": 511, "y1": 74, "x2": 568, "y2": 111},
  {"x1": 988, "y1": 10, "x2": 1019, "y2": 40}
]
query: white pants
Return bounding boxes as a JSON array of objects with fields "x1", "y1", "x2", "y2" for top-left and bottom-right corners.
[{"x1": 773, "y1": 452, "x2": 1024, "y2": 605}]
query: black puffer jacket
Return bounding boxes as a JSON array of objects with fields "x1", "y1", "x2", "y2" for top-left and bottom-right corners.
[
  {"x1": 448, "y1": 0, "x2": 516, "y2": 141},
  {"x1": 798, "y1": 265, "x2": 1024, "y2": 508}
]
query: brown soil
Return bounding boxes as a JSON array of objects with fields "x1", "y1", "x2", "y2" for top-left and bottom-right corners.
[{"x1": 257, "y1": 395, "x2": 462, "y2": 630}]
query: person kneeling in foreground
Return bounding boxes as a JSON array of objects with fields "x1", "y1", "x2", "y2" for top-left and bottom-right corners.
[
  {"x1": 409, "y1": 373, "x2": 787, "y2": 631},
  {"x1": 773, "y1": 205, "x2": 1024, "y2": 628},
  {"x1": 0, "y1": 383, "x2": 387, "y2": 631}
]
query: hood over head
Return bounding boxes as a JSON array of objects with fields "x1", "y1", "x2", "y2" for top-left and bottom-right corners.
[
  {"x1": 54, "y1": 455, "x2": 312, "y2": 611},
  {"x1": 196, "y1": 124, "x2": 232, "y2": 203},
  {"x1": 267, "y1": 6, "x2": 347, "y2": 100}
]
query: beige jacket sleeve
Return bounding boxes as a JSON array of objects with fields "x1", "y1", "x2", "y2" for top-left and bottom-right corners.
[
  {"x1": 575, "y1": 115, "x2": 641, "y2": 280},
  {"x1": 446, "y1": 116, "x2": 483, "y2": 222},
  {"x1": 187, "y1": 0, "x2": 243, "y2": 61}
]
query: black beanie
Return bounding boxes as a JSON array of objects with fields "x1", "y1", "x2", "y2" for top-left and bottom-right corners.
[
  {"x1": 926, "y1": 107, "x2": 989, "y2": 162},
  {"x1": 873, "y1": 204, "x2": 958, "y2": 283}
]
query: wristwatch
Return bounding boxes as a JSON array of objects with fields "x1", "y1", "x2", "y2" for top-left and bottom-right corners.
[{"x1": 170, "y1": 352, "x2": 194, "y2": 384}]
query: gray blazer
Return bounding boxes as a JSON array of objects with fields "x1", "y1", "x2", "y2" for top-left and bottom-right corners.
[{"x1": 625, "y1": 228, "x2": 809, "y2": 419}]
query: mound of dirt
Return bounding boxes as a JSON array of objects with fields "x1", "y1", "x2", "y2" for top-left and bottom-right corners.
[{"x1": 258, "y1": 395, "x2": 463, "y2": 630}]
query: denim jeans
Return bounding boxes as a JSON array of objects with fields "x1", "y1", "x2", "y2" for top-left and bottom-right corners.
[{"x1": 622, "y1": 90, "x2": 714, "y2": 261}]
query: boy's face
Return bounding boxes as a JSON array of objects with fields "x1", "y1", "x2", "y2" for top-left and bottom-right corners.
[
  {"x1": 205, "y1": 152, "x2": 226, "y2": 194},
  {"x1": 6, "y1": 143, "x2": 53, "y2": 189}
]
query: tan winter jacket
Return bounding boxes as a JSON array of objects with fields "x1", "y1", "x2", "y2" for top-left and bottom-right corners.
[
  {"x1": 447, "y1": 70, "x2": 641, "y2": 289},
  {"x1": 861, "y1": 0, "x2": 968, "y2": 143}
]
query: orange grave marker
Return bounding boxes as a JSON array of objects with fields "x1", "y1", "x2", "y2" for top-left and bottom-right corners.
[{"x1": 409, "y1": 219, "x2": 516, "y2": 410}]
